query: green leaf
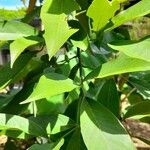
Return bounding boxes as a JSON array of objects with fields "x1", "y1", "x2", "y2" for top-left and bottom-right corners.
[
  {"x1": 50, "y1": 114, "x2": 75, "y2": 135},
  {"x1": 108, "y1": 38, "x2": 150, "y2": 62},
  {"x1": 97, "y1": 79, "x2": 120, "y2": 117},
  {"x1": 62, "y1": 128, "x2": 87, "y2": 150},
  {"x1": 53, "y1": 139, "x2": 64, "y2": 150},
  {"x1": 76, "y1": 0, "x2": 89, "y2": 9},
  {"x1": 87, "y1": 0, "x2": 120, "y2": 31},
  {"x1": 0, "y1": 21, "x2": 37, "y2": 40},
  {"x1": 0, "y1": 89, "x2": 20, "y2": 110},
  {"x1": 124, "y1": 101, "x2": 150, "y2": 119},
  {"x1": 128, "y1": 92, "x2": 144, "y2": 105},
  {"x1": 80, "y1": 99, "x2": 135, "y2": 150},
  {"x1": 41, "y1": 0, "x2": 79, "y2": 59},
  {"x1": 29, "y1": 114, "x2": 75, "y2": 135},
  {"x1": 108, "y1": 0, "x2": 150, "y2": 31},
  {"x1": 10, "y1": 36, "x2": 43, "y2": 67},
  {"x1": 139, "y1": 116, "x2": 150, "y2": 124},
  {"x1": 69, "y1": 20, "x2": 88, "y2": 51},
  {"x1": 96, "y1": 53, "x2": 150, "y2": 78},
  {"x1": 28, "y1": 139, "x2": 65, "y2": 150},
  {"x1": 0, "y1": 52, "x2": 43, "y2": 90},
  {"x1": 0, "y1": 113, "x2": 46, "y2": 137},
  {"x1": 28, "y1": 144, "x2": 51, "y2": 150},
  {"x1": 36, "y1": 94, "x2": 66, "y2": 115},
  {"x1": 0, "y1": 52, "x2": 32, "y2": 90},
  {"x1": 21, "y1": 73, "x2": 78, "y2": 104},
  {"x1": 0, "y1": 130, "x2": 31, "y2": 139},
  {"x1": 128, "y1": 77, "x2": 150, "y2": 97},
  {"x1": 1, "y1": 83, "x2": 35, "y2": 115}
]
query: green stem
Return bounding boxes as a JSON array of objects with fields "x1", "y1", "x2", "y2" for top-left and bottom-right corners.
[
  {"x1": 76, "y1": 48, "x2": 84, "y2": 124},
  {"x1": 32, "y1": 101, "x2": 37, "y2": 117},
  {"x1": 77, "y1": 48, "x2": 83, "y2": 85}
]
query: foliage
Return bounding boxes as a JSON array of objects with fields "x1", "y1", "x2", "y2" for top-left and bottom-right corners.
[
  {"x1": 0, "y1": 8, "x2": 26, "y2": 20},
  {"x1": 0, "y1": 0, "x2": 150, "y2": 149}
]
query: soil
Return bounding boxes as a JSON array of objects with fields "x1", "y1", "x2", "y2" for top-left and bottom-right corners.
[{"x1": 124, "y1": 119, "x2": 150, "y2": 150}]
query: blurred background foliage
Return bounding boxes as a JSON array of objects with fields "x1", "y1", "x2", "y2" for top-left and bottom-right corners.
[{"x1": 0, "y1": 8, "x2": 26, "y2": 20}]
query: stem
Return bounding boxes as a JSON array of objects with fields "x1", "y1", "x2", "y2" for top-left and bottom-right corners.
[
  {"x1": 77, "y1": 48, "x2": 83, "y2": 85},
  {"x1": 121, "y1": 87, "x2": 136, "y2": 102},
  {"x1": 32, "y1": 101, "x2": 37, "y2": 117},
  {"x1": 76, "y1": 48, "x2": 84, "y2": 124},
  {"x1": 26, "y1": 0, "x2": 37, "y2": 14},
  {"x1": 76, "y1": 89, "x2": 84, "y2": 124}
]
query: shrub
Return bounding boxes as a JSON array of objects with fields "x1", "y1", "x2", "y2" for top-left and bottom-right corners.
[{"x1": 0, "y1": 0, "x2": 150, "y2": 149}]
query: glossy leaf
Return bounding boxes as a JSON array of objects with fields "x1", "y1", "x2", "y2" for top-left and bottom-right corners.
[
  {"x1": 10, "y1": 36, "x2": 43, "y2": 67},
  {"x1": 108, "y1": 38, "x2": 150, "y2": 62},
  {"x1": 41, "y1": 0, "x2": 79, "y2": 59},
  {"x1": 108, "y1": 0, "x2": 150, "y2": 30},
  {"x1": 96, "y1": 53, "x2": 150, "y2": 78},
  {"x1": 80, "y1": 99, "x2": 135, "y2": 150},
  {"x1": 0, "y1": 21, "x2": 37, "y2": 40},
  {"x1": 87, "y1": 0, "x2": 120, "y2": 31},
  {"x1": 124, "y1": 101, "x2": 150, "y2": 119},
  {"x1": 0, "y1": 113, "x2": 46, "y2": 137},
  {"x1": 21, "y1": 73, "x2": 77, "y2": 104}
]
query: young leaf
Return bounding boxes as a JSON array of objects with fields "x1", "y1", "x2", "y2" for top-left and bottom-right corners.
[
  {"x1": 80, "y1": 99, "x2": 135, "y2": 150},
  {"x1": 21, "y1": 73, "x2": 78, "y2": 104},
  {"x1": 124, "y1": 101, "x2": 150, "y2": 119},
  {"x1": 0, "y1": 113, "x2": 46, "y2": 137},
  {"x1": 40, "y1": 0, "x2": 79, "y2": 59},
  {"x1": 96, "y1": 53, "x2": 150, "y2": 78},
  {"x1": 108, "y1": 0, "x2": 150, "y2": 31},
  {"x1": 87, "y1": 0, "x2": 120, "y2": 31},
  {"x1": 0, "y1": 21, "x2": 37, "y2": 40},
  {"x1": 10, "y1": 36, "x2": 43, "y2": 67},
  {"x1": 108, "y1": 38, "x2": 150, "y2": 62}
]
